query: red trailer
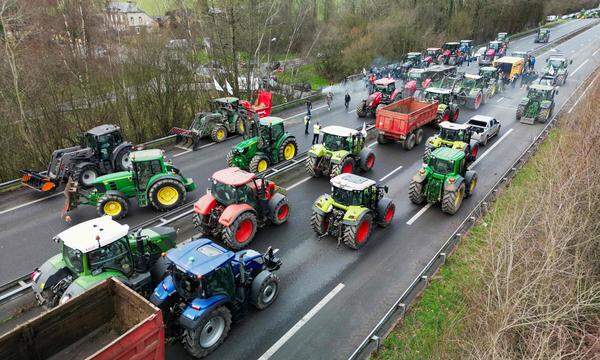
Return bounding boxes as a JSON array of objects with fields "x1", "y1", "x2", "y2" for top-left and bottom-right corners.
[
  {"x1": 376, "y1": 97, "x2": 438, "y2": 150},
  {"x1": 0, "y1": 278, "x2": 165, "y2": 360}
]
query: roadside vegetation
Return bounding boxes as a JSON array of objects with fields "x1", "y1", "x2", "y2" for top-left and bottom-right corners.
[{"x1": 374, "y1": 79, "x2": 600, "y2": 359}]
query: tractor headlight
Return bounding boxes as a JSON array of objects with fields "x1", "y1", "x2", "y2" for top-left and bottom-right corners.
[
  {"x1": 60, "y1": 293, "x2": 72, "y2": 305},
  {"x1": 326, "y1": 204, "x2": 333, "y2": 213}
]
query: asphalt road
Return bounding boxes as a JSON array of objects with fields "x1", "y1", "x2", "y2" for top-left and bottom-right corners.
[{"x1": 0, "y1": 18, "x2": 599, "y2": 360}]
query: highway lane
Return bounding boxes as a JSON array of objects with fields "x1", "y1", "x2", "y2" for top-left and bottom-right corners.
[
  {"x1": 163, "y1": 20, "x2": 600, "y2": 359},
  {"x1": 0, "y1": 18, "x2": 598, "y2": 358}
]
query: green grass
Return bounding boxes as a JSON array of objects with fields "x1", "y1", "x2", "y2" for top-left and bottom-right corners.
[{"x1": 276, "y1": 63, "x2": 329, "y2": 90}]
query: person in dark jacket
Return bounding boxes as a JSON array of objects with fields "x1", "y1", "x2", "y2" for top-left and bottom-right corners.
[{"x1": 344, "y1": 92, "x2": 351, "y2": 110}]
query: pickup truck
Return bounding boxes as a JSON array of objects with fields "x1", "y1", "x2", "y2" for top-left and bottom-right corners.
[
  {"x1": 466, "y1": 115, "x2": 501, "y2": 146},
  {"x1": 0, "y1": 278, "x2": 164, "y2": 360},
  {"x1": 376, "y1": 97, "x2": 439, "y2": 150}
]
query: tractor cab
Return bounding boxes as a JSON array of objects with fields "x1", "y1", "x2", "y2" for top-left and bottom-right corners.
[
  {"x1": 426, "y1": 147, "x2": 467, "y2": 176},
  {"x1": 209, "y1": 167, "x2": 274, "y2": 207},
  {"x1": 545, "y1": 56, "x2": 570, "y2": 73},
  {"x1": 488, "y1": 41, "x2": 503, "y2": 52},
  {"x1": 479, "y1": 66, "x2": 501, "y2": 83},
  {"x1": 130, "y1": 150, "x2": 170, "y2": 191},
  {"x1": 321, "y1": 126, "x2": 365, "y2": 153},
  {"x1": 330, "y1": 173, "x2": 384, "y2": 209},
  {"x1": 211, "y1": 97, "x2": 240, "y2": 113},
  {"x1": 526, "y1": 84, "x2": 556, "y2": 101},
  {"x1": 373, "y1": 77, "x2": 396, "y2": 95},
  {"x1": 403, "y1": 52, "x2": 423, "y2": 71},
  {"x1": 438, "y1": 122, "x2": 472, "y2": 143},
  {"x1": 442, "y1": 42, "x2": 461, "y2": 56},
  {"x1": 424, "y1": 87, "x2": 453, "y2": 105},
  {"x1": 80, "y1": 125, "x2": 125, "y2": 163},
  {"x1": 456, "y1": 74, "x2": 483, "y2": 92},
  {"x1": 496, "y1": 32, "x2": 509, "y2": 46}
]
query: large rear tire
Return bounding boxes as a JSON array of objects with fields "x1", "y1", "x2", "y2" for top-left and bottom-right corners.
[
  {"x1": 183, "y1": 306, "x2": 232, "y2": 359},
  {"x1": 114, "y1": 147, "x2": 132, "y2": 171},
  {"x1": 343, "y1": 213, "x2": 373, "y2": 250},
  {"x1": 331, "y1": 157, "x2": 355, "y2": 177},
  {"x1": 516, "y1": 105, "x2": 524, "y2": 120},
  {"x1": 441, "y1": 183, "x2": 465, "y2": 215},
  {"x1": 148, "y1": 179, "x2": 186, "y2": 211},
  {"x1": 408, "y1": 181, "x2": 426, "y2": 204},
  {"x1": 222, "y1": 211, "x2": 258, "y2": 250},
  {"x1": 225, "y1": 150, "x2": 235, "y2": 167},
  {"x1": 356, "y1": 102, "x2": 368, "y2": 118},
  {"x1": 311, "y1": 211, "x2": 329, "y2": 236},
  {"x1": 73, "y1": 163, "x2": 100, "y2": 188},
  {"x1": 305, "y1": 156, "x2": 321, "y2": 177},
  {"x1": 97, "y1": 194, "x2": 129, "y2": 219}
]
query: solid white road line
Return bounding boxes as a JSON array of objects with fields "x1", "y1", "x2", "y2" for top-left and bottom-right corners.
[
  {"x1": 406, "y1": 203, "x2": 432, "y2": 225},
  {"x1": 173, "y1": 149, "x2": 193, "y2": 158},
  {"x1": 258, "y1": 283, "x2": 345, "y2": 360},
  {"x1": 287, "y1": 176, "x2": 311, "y2": 190},
  {"x1": 0, "y1": 193, "x2": 63, "y2": 215},
  {"x1": 174, "y1": 144, "x2": 189, "y2": 151},
  {"x1": 368, "y1": 141, "x2": 377, "y2": 148},
  {"x1": 469, "y1": 128, "x2": 514, "y2": 169},
  {"x1": 593, "y1": 48, "x2": 599, "y2": 56},
  {"x1": 571, "y1": 59, "x2": 589, "y2": 76},
  {"x1": 496, "y1": 97, "x2": 504, "y2": 103},
  {"x1": 379, "y1": 165, "x2": 403, "y2": 182},
  {"x1": 568, "y1": 71, "x2": 600, "y2": 113},
  {"x1": 349, "y1": 109, "x2": 356, "y2": 113}
]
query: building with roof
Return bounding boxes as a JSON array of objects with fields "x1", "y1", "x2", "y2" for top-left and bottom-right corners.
[{"x1": 106, "y1": 1, "x2": 157, "y2": 33}]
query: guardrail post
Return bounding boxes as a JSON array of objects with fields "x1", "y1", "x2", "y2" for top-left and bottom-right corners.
[{"x1": 371, "y1": 335, "x2": 381, "y2": 352}]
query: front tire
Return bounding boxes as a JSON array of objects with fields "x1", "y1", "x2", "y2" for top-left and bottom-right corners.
[
  {"x1": 225, "y1": 150, "x2": 235, "y2": 167},
  {"x1": 251, "y1": 271, "x2": 280, "y2": 310},
  {"x1": 278, "y1": 137, "x2": 297, "y2": 162},
  {"x1": 222, "y1": 211, "x2": 257, "y2": 249},
  {"x1": 148, "y1": 179, "x2": 186, "y2": 211},
  {"x1": 211, "y1": 125, "x2": 228, "y2": 143},
  {"x1": 97, "y1": 194, "x2": 129, "y2": 219},
  {"x1": 305, "y1": 156, "x2": 321, "y2": 177},
  {"x1": 311, "y1": 211, "x2": 329, "y2": 236},
  {"x1": 183, "y1": 306, "x2": 232, "y2": 359},
  {"x1": 249, "y1": 155, "x2": 269, "y2": 173},
  {"x1": 73, "y1": 163, "x2": 100, "y2": 188}
]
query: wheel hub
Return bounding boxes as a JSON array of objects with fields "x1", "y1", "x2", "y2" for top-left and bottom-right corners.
[
  {"x1": 157, "y1": 186, "x2": 179, "y2": 206},
  {"x1": 199, "y1": 316, "x2": 225, "y2": 348}
]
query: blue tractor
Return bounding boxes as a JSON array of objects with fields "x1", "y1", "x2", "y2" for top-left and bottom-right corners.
[{"x1": 150, "y1": 237, "x2": 282, "y2": 358}]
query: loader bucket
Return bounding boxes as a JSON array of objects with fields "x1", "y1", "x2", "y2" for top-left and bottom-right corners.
[
  {"x1": 169, "y1": 126, "x2": 196, "y2": 149},
  {"x1": 19, "y1": 170, "x2": 57, "y2": 192}
]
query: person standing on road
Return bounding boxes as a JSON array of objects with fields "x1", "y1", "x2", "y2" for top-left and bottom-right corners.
[
  {"x1": 304, "y1": 115, "x2": 311, "y2": 135},
  {"x1": 306, "y1": 98, "x2": 312, "y2": 116},
  {"x1": 529, "y1": 56, "x2": 536, "y2": 70},
  {"x1": 344, "y1": 92, "x2": 351, "y2": 110},
  {"x1": 313, "y1": 122, "x2": 321, "y2": 145},
  {"x1": 326, "y1": 91, "x2": 333, "y2": 111},
  {"x1": 520, "y1": 69, "x2": 529, "y2": 88}
]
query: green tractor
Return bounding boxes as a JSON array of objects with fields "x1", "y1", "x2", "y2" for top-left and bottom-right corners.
[
  {"x1": 170, "y1": 97, "x2": 248, "y2": 147},
  {"x1": 541, "y1": 55, "x2": 572, "y2": 86},
  {"x1": 305, "y1": 125, "x2": 376, "y2": 178},
  {"x1": 311, "y1": 173, "x2": 395, "y2": 249},
  {"x1": 423, "y1": 121, "x2": 479, "y2": 164},
  {"x1": 30, "y1": 215, "x2": 177, "y2": 308},
  {"x1": 409, "y1": 147, "x2": 478, "y2": 215},
  {"x1": 535, "y1": 28, "x2": 550, "y2": 43},
  {"x1": 423, "y1": 87, "x2": 460, "y2": 123},
  {"x1": 64, "y1": 149, "x2": 196, "y2": 219},
  {"x1": 226, "y1": 116, "x2": 298, "y2": 173},
  {"x1": 516, "y1": 84, "x2": 557, "y2": 125}
]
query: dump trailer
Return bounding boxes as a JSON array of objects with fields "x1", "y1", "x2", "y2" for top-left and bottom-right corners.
[
  {"x1": 376, "y1": 97, "x2": 438, "y2": 150},
  {"x1": 0, "y1": 278, "x2": 164, "y2": 360}
]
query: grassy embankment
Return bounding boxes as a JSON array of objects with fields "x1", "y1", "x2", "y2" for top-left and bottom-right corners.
[{"x1": 374, "y1": 77, "x2": 600, "y2": 359}]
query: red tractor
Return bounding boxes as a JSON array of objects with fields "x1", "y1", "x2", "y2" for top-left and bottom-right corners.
[
  {"x1": 441, "y1": 42, "x2": 462, "y2": 65},
  {"x1": 193, "y1": 167, "x2": 290, "y2": 249},
  {"x1": 479, "y1": 41, "x2": 505, "y2": 66},
  {"x1": 424, "y1": 48, "x2": 443, "y2": 66},
  {"x1": 356, "y1": 77, "x2": 402, "y2": 118}
]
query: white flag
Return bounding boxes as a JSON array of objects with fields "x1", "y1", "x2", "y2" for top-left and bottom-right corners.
[
  {"x1": 361, "y1": 122, "x2": 367, "y2": 137},
  {"x1": 225, "y1": 80, "x2": 234, "y2": 95},
  {"x1": 213, "y1": 77, "x2": 224, "y2": 92}
]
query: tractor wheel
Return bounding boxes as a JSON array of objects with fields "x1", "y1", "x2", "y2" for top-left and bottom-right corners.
[
  {"x1": 278, "y1": 137, "x2": 297, "y2": 162},
  {"x1": 331, "y1": 157, "x2": 355, "y2": 177},
  {"x1": 439, "y1": 110, "x2": 451, "y2": 124},
  {"x1": 222, "y1": 211, "x2": 258, "y2": 250},
  {"x1": 472, "y1": 93, "x2": 482, "y2": 110},
  {"x1": 422, "y1": 143, "x2": 433, "y2": 162},
  {"x1": 408, "y1": 180, "x2": 426, "y2": 204},
  {"x1": 183, "y1": 306, "x2": 232, "y2": 359},
  {"x1": 538, "y1": 108, "x2": 550, "y2": 123},
  {"x1": 415, "y1": 129, "x2": 424, "y2": 145},
  {"x1": 73, "y1": 163, "x2": 100, "y2": 188},
  {"x1": 343, "y1": 212, "x2": 373, "y2": 250},
  {"x1": 269, "y1": 193, "x2": 290, "y2": 225},
  {"x1": 516, "y1": 106, "x2": 524, "y2": 120},
  {"x1": 441, "y1": 183, "x2": 465, "y2": 215},
  {"x1": 465, "y1": 171, "x2": 478, "y2": 198},
  {"x1": 211, "y1": 125, "x2": 228, "y2": 143},
  {"x1": 376, "y1": 198, "x2": 395, "y2": 228},
  {"x1": 482, "y1": 92, "x2": 489, "y2": 105},
  {"x1": 377, "y1": 132, "x2": 389, "y2": 144},
  {"x1": 225, "y1": 150, "x2": 236, "y2": 167},
  {"x1": 452, "y1": 109, "x2": 460, "y2": 122},
  {"x1": 148, "y1": 179, "x2": 186, "y2": 211},
  {"x1": 403, "y1": 132, "x2": 416, "y2": 150},
  {"x1": 249, "y1": 155, "x2": 270, "y2": 173},
  {"x1": 114, "y1": 147, "x2": 132, "y2": 171},
  {"x1": 359, "y1": 148, "x2": 376, "y2": 172},
  {"x1": 311, "y1": 211, "x2": 329, "y2": 236},
  {"x1": 97, "y1": 194, "x2": 129, "y2": 219},
  {"x1": 236, "y1": 119, "x2": 245, "y2": 135},
  {"x1": 356, "y1": 102, "x2": 368, "y2": 118},
  {"x1": 250, "y1": 270, "x2": 280, "y2": 310},
  {"x1": 305, "y1": 156, "x2": 321, "y2": 177}
]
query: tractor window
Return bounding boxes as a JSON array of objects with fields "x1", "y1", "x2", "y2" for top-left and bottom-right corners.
[
  {"x1": 88, "y1": 238, "x2": 133, "y2": 276},
  {"x1": 270, "y1": 123, "x2": 284, "y2": 140},
  {"x1": 322, "y1": 133, "x2": 347, "y2": 151},
  {"x1": 82, "y1": 133, "x2": 97, "y2": 149},
  {"x1": 439, "y1": 128, "x2": 461, "y2": 141},
  {"x1": 332, "y1": 187, "x2": 361, "y2": 206},
  {"x1": 134, "y1": 160, "x2": 163, "y2": 190},
  {"x1": 63, "y1": 245, "x2": 84, "y2": 274},
  {"x1": 204, "y1": 264, "x2": 235, "y2": 298},
  {"x1": 172, "y1": 269, "x2": 201, "y2": 300},
  {"x1": 548, "y1": 59, "x2": 563, "y2": 68},
  {"x1": 212, "y1": 181, "x2": 239, "y2": 205},
  {"x1": 430, "y1": 158, "x2": 454, "y2": 175}
]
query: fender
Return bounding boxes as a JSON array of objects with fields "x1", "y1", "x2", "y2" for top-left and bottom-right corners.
[
  {"x1": 308, "y1": 144, "x2": 326, "y2": 158},
  {"x1": 219, "y1": 203, "x2": 255, "y2": 227},
  {"x1": 540, "y1": 100, "x2": 552, "y2": 109},
  {"x1": 422, "y1": 78, "x2": 432, "y2": 88},
  {"x1": 194, "y1": 193, "x2": 217, "y2": 216},
  {"x1": 178, "y1": 295, "x2": 230, "y2": 330},
  {"x1": 390, "y1": 89, "x2": 401, "y2": 100},
  {"x1": 313, "y1": 194, "x2": 334, "y2": 215},
  {"x1": 105, "y1": 189, "x2": 127, "y2": 198},
  {"x1": 368, "y1": 92, "x2": 381, "y2": 108},
  {"x1": 404, "y1": 80, "x2": 417, "y2": 93},
  {"x1": 150, "y1": 274, "x2": 177, "y2": 307},
  {"x1": 330, "y1": 150, "x2": 350, "y2": 164},
  {"x1": 437, "y1": 103, "x2": 448, "y2": 114},
  {"x1": 110, "y1": 142, "x2": 133, "y2": 167},
  {"x1": 342, "y1": 206, "x2": 369, "y2": 226},
  {"x1": 444, "y1": 175, "x2": 464, "y2": 192},
  {"x1": 412, "y1": 167, "x2": 428, "y2": 183},
  {"x1": 147, "y1": 173, "x2": 183, "y2": 192}
]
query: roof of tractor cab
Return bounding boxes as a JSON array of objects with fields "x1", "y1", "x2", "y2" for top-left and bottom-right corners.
[
  {"x1": 330, "y1": 173, "x2": 376, "y2": 191},
  {"x1": 548, "y1": 55, "x2": 567, "y2": 61},
  {"x1": 86, "y1": 124, "x2": 120, "y2": 136},
  {"x1": 439, "y1": 121, "x2": 470, "y2": 130},
  {"x1": 407, "y1": 52, "x2": 422, "y2": 56},
  {"x1": 322, "y1": 125, "x2": 358, "y2": 137},
  {"x1": 131, "y1": 149, "x2": 164, "y2": 162},
  {"x1": 259, "y1": 116, "x2": 284, "y2": 126},
  {"x1": 166, "y1": 238, "x2": 234, "y2": 277},
  {"x1": 57, "y1": 216, "x2": 130, "y2": 253},
  {"x1": 511, "y1": 51, "x2": 528, "y2": 57},
  {"x1": 427, "y1": 47, "x2": 441, "y2": 51},
  {"x1": 431, "y1": 146, "x2": 465, "y2": 161},
  {"x1": 444, "y1": 42, "x2": 460, "y2": 45},
  {"x1": 529, "y1": 84, "x2": 554, "y2": 91},
  {"x1": 480, "y1": 66, "x2": 498, "y2": 72},
  {"x1": 428, "y1": 65, "x2": 455, "y2": 73},
  {"x1": 460, "y1": 39, "x2": 473, "y2": 43},
  {"x1": 464, "y1": 74, "x2": 482, "y2": 80},
  {"x1": 374, "y1": 77, "x2": 395, "y2": 86},
  {"x1": 213, "y1": 97, "x2": 239, "y2": 104},
  {"x1": 425, "y1": 87, "x2": 452, "y2": 94},
  {"x1": 212, "y1": 167, "x2": 255, "y2": 186}
]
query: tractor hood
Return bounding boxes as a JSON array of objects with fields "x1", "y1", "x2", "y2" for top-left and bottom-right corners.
[
  {"x1": 232, "y1": 137, "x2": 258, "y2": 153},
  {"x1": 405, "y1": 80, "x2": 417, "y2": 91},
  {"x1": 31, "y1": 253, "x2": 67, "y2": 295},
  {"x1": 94, "y1": 170, "x2": 131, "y2": 185},
  {"x1": 437, "y1": 103, "x2": 448, "y2": 113},
  {"x1": 366, "y1": 92, "x2": 381, "y2": 108},
  {"x1": 443, "y1": 50, "x2": 451, "y2": 56},
  {"x1": 485, "y1": 49, "x2": 496, "y2": 57}
]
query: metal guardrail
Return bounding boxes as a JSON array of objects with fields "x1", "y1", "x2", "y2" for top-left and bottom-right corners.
[{"x1": 347, "y1": 53, "x2": 600, "y2": 360}]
